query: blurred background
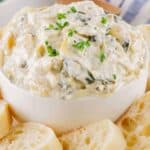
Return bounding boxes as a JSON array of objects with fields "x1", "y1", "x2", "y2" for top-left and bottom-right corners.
[{"x1": 0, "y1": 0, "x2": 149, "y2": 26}]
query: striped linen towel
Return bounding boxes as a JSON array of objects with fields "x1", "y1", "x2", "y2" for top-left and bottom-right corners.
[{"x1": 107, "y1": 0, "x2": 150, "y2": 25}]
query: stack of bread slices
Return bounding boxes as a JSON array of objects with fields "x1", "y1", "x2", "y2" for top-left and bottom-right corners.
[{"x1": 0, "y1": 91, "x2": 150, "y2": 150}]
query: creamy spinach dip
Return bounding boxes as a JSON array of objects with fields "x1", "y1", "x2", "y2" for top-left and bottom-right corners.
[{"x1": 0, "y1": 1, "x2": 148, "y2": 99}]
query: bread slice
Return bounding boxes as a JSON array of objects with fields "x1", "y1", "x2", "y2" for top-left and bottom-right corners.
[
  {"x1": 117, "y1": 92, "x2": 150, "y2": 150},
  {"x1": 0, "y1": 90, "x2": 3, "y2": 99},
  {"x1": 59, "y1": 120, "x2": 126, "y2": 150},
  {"x1": 0, "y1": 122, "x2": 62, "y2": 150},
  {"x1": 0, "y1": 100, "x2": 12, "y2": 139}
]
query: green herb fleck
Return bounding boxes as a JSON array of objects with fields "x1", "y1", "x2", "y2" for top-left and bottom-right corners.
[
  {"x1": 70, "y1": 6, "x2": 77, "y2": 13},
  {"x1": 57, "y1": 13, "x2": 66, "y2": 20},
  {"x1": 68, "y1": 29, "x2": 77, "y2": 37},
  {"x1": 112, "y1": 74, "x2": 117, "y2": 80},
  {"x1": 45, "y1": 21, "x2": 69, "y2": 31},
  {"x1": 55, "y1": 21, "x2": 69, "y2": 30},
  {"x1": 45, "y1": 24, "x2": 54, "y2": 30},
  {"x1": 99, "y1": 50, "x2": 106, "y2": 63},
  {"x1": 73, "y1": 40, "x2": 90, "y2": 51},
  {"x1": 45, "y1": 41, "x2": 59, "y2": 57},
  {"x1": 101, "y1": 16, "x2": 108, "y2": 25}
]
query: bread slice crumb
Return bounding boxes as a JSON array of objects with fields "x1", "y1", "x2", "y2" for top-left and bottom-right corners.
[
  {"x1": 0, "y1": 100, "x2": 12, "y2": 139},
  {"x1": 60, "y1": 119, "x2": 126, "y2": 150},
  {"x1": 0, "y1": 122, "x2": 62, "y2": 150},
  {"x1": 117, "y1": 92, "x2": 150, "y2": 150}
]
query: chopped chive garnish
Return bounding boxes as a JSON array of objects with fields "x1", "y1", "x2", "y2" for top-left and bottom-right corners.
[
  {"x1": 57, "y1": 13, "x2": 66, "y2": 20},
  {"x1": 112, "y1": 74, "x2": 117, "y2": 80},
  {"x1": 99, "y1": 50, "x2": 106, "y2": 63},
  {"x1": 73, "y1": 40, "x2": 90, "y2": 51},
  {"x1": 45, "y1": 41, "x2": 48, "y2": 45},
  {"x1": 45, "y1": 24, "x2": 54, "y2": 30},
  {"x1": 68, "y1": 29, "x2": 77, "y2": 37},
  {"x1": 70, "y1": 6, "x2": 77, "y2": 13},
  {"x1": 45, "y1": 21, "x2": 69, "y2": 31},
  {"x1": 101, "y1": 16, "x2": 108, "y2": 25},
  {"x1": 45, "y1": 41, "x2": 59, "y2": 57},
  {"x1": 55, "y1": 21, "x2": 69, "y2": 30}
]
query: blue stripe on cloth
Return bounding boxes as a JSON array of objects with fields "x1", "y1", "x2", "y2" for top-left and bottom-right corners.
[
  {"x1": 106, "y1": 0, "x2": 111, "y2": 2},
  {"x1": 123, "y1": 0, "x2": 148, "y2": 23},
  {"x1": 146, "y1": 18, "x2": 150, "y2": 24},
  {"x1": 119, "y1": 0, "x2": 126, "y2": 8}
]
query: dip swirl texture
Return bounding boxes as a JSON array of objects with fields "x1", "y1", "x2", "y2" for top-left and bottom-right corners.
[{"x1": 0, "y1": 1, "x2": 148, "y2": 99}]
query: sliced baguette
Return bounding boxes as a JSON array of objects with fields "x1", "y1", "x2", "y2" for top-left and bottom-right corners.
[
  {"x1": 0, "y1": 100, "x2": 12, "y2": 139},
  {"x1": 117, "y1": 92, "x2": 150, "y2": 150},
  {"x1": 0, "y1": 90, "x2": 2, "y2": 99},
  {"x1": 59, "y1": 120, "x2": 126, "y2": 150},
  {"x1": 0, "y1": 122, "x2": 62, "y2": 150}
]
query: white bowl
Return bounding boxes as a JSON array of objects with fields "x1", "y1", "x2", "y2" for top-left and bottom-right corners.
[
  {"x1": 0, "y1": 0, "x2": 149, "y2": 134},
  {"x1": 0, "y1": 67, "x2": 148, "y2": 134}
]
